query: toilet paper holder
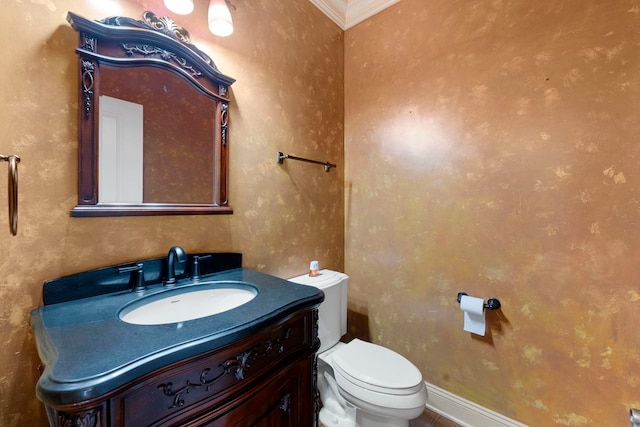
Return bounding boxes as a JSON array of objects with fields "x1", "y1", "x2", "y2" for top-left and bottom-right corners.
[{"x1": 457, "y1": 292, "x2": 501, "y2": 310}]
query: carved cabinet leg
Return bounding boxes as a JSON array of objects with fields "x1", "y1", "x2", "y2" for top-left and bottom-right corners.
[{"x1": 47, "y1": 405, "x2": 105, "y2": 427}]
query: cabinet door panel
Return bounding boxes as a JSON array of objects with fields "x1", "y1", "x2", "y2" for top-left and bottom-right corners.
[{"x1": 188, "y1": 358, "x2": 313, "y2": 427}]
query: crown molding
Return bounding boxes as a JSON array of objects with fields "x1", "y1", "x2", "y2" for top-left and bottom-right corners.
[{"x1": 310, "y1": 0, "x2": 401, "y2": 30}]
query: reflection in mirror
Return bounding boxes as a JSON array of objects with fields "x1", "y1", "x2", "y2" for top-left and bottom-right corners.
[
  {"x1": 68, "y1": 11, "x2": 235, "y2": 216},
  {"x1": 99, "y1": 95, "x2": 143, "y2": 203},
  {"x1": 99, "y1": 66, "x2": 217, "y2": 204}
]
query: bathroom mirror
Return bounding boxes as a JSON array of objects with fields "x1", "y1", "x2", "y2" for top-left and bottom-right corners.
[{"x1": 68, "y1": 11, "x2": 235, "y2": 217}]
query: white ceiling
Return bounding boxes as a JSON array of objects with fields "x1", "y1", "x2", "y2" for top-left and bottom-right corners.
[{"x1": 310, "y1": 0, "x2": 401, "y2": 30}]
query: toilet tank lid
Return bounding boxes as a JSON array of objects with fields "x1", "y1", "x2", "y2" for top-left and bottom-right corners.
[
  {"x1": 288, "y1": 269, "x2": 347, "y2": 289},
  {"x1": 332, "y1": 339, "x2": 423, "y2": 391}
]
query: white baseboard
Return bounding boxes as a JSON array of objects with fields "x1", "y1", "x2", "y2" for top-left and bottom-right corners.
[{"x1": 424, "y1": 382, "x2": 528, "y2": 427}]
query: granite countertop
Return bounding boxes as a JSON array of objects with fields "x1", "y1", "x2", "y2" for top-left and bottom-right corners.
[{"x1": 31, "y1": 268, "x2": 323, "y2": 406}]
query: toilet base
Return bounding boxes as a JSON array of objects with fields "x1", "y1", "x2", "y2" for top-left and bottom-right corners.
[
  {"x1": 317, "y1": 358, "x2": 425, "y2": 427},
  {"x1": 318, "y1": 404, "x2": 414, "y2": 427},
  {"x1": 319, "y1": 406, "x2": 355, "y2": 427},
  {"x1": 319, "y1": 407, "x2": 415, "y2": 427},
  {"x1": 340, "y1": 385, "x2": 425, "y2": 427}
]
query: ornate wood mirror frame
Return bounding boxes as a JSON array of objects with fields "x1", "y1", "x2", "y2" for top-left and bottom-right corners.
[{"x1": 68, "y1": 11, "x2": 235, "y2": 217}]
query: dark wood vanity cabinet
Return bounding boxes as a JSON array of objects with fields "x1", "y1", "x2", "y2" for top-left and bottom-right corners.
[{"x1": 46, "y1": 309, "x2": 319, "y2": 427}]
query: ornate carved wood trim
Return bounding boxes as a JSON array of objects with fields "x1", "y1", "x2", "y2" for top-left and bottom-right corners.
[
  {"x1": 100, "y1": 11, "x2": 219, "y2": 71},
  {"x1": 157, "y1": 327, "x2": 293, "y2": 409},
  {"x1": 279, "y1": 391, "x2": 293, "y2": 413},
  {"x1": 312, "y1": 308, "x2": 320, "y2": 350},
  {"x1": 120, "y1": 43, "x2": 202, "y2": 77},
  {"x1": 313, "y1": 355, "x2": 320, "y2": 427},
  {"x1": 56, "y1": 407, "x2": 101, "y2": 427},
  {"x1": 80, "y1": 59, "x2": 95, "y2": 117},
  {"x1": 221, "y1": 103, "x2": 229, "y2": 147}
]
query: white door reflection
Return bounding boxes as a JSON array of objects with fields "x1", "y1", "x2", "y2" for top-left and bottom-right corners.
[{"x1": 98, "y1": 95, "x2": 143, "y2": 203}]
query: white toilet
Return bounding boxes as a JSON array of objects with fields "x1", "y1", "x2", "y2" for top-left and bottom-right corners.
[{"x1": 289, "y1": 269, "x2": 427, "y2": 427}]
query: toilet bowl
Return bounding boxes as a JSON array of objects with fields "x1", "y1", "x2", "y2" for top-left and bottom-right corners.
[{"x1": 289, "y1": 269, "x2": 427, "y2": 427}]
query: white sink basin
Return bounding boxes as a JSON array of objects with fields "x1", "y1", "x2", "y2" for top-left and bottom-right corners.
[{"x1": 119, "y1": 282, "x2": 258, "y2": 325}]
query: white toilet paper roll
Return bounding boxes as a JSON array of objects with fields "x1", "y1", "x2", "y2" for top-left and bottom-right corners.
[{"x1": 460, "y1": 295, "x2": 486, "y2": 336}]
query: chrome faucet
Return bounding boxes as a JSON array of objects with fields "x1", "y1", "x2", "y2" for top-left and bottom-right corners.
[{"x1": 164, "y1": 246, "x2": 187, "y2": 286}]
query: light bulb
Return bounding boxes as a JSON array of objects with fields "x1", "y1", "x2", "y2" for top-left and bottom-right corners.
[
  {"x1": 208, "y1": 0, "x2": 234, "y2": 37},
  {"x1": 164, "y1": 0, "x2": 194, "y2": 15}
]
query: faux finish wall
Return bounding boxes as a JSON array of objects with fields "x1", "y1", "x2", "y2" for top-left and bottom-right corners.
[
  {"x1": 345, "y1": 0, "x2": 640, "y2": 425},
  {"x1": 0, "y1": 0, "x2": 343, "y2": 425}
]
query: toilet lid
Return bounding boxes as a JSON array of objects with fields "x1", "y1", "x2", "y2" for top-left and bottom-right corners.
[{"x1": 332, "y1": 339, "x2": 423, "y2": 395}]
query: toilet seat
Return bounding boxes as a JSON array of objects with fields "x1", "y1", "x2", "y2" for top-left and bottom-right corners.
[
  {"x1": 332, "y1": 339, "x2": 423, "y2": 394},
  {"x1": 331, "y1": 339, "x2": 427, "y2": 410}
]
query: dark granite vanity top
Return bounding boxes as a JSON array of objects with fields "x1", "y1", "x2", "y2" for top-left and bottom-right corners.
[{"x1": 31, "y1": 263, "x2": 323, "y2": 406}]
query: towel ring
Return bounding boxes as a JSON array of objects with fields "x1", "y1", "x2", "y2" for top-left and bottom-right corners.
[{"x1": 1, "y1": 154, "x2": 20, "y2": 236}]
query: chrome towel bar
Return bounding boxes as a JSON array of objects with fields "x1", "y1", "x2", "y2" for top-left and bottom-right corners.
[
  {"x1": 277, "y1": 151, "x2": 336, "y2": 172},
  {"x1": 0, "y1": 154, "x2": 20, "y2": 236}
]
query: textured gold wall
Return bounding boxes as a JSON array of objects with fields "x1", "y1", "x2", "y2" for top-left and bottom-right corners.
[
  {"x1": 0, "y1": 0, "x2": 343, "y2": 425},
  {"x1": 345, "y1": 0, "x2": 640, "y2": 425},
  {"x1": 6, "y1": 0, "x2": 639, "y2": 425}
]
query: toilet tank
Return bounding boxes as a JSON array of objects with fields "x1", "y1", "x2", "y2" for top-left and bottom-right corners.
[{"x1": 288, "y1": 269, "x2": 348, "y2": 353}]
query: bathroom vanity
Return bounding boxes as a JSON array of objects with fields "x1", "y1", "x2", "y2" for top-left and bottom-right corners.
[{"x1": 31, "y1": 253, "x2": 323, "y2": 426}]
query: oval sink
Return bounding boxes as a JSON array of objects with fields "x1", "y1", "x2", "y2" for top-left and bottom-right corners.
[{"x1": 119, "y1": 282, "x2": 258, "y2": 325}]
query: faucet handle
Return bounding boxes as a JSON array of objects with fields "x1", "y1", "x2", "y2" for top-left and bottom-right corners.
[
  {"x1": 191, "y1": 255, "x2": 212, "y2": 282},
  {"x1": 118, "y1": 263, "x2": 146, "y2": 293}
]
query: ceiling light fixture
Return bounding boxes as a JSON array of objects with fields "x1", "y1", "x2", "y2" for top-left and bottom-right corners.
[
  {"x1": 208, "y1": 0, "x2": 234, "y2": 37},
  {"x1": 163, "y1": 0, "x2": 194, "y2": 15}
]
